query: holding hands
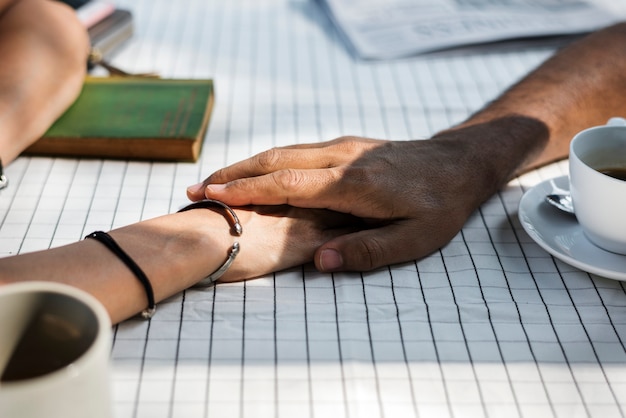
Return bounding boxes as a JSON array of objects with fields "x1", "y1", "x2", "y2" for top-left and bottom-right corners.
[
  {"x1": 189, "y1": 22, "x2": 626, "y2": 273},
  {"x1": 187, "y1": 131, "x2": 509, "y2": 272}
]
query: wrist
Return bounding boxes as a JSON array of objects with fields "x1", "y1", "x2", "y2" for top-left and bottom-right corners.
[
  {"x1": 109, "y1": 210, "x2": 234, "y2": 300},
  {"x1": 164, "y1": 210, "x2": 237, "y2": 287},
  {"x1": 434, "y1": 115, "x2": 549, "y2": 202},
  {"x1": 177, "y1": 200, "x2": 242, "y2": 286}
]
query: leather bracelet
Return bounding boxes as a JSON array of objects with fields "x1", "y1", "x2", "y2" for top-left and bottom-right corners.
[
  {"x1": 177, "y1": 199, "x2": 242, "y2": 287},
  {"x1": 0, "y1": 158, "x2": 7, "y2": 190},
  {"x1": 85, "y1": 230, "x2": 156, "y2": 319}
]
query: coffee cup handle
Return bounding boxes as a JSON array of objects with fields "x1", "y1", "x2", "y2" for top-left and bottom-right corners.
[{"x1": 606, "y1": 117, "x2": 626, "y2": 126}]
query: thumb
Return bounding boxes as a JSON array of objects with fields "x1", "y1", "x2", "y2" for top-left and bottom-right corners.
[{"x1": 314, "y1": 224, "x2": 422, "y2": 272}]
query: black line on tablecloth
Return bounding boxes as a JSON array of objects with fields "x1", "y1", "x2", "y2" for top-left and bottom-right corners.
[
  {"x1": 499, "y1": 187, "x2": 590, "y2": 416},
  {"x1": 388, "y1": 267, "x2": 420, "y2": 417}
]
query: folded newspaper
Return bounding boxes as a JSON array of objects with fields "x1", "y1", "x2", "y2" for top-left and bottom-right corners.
[{"x1": 316, "y1": 0, "x2": 622, "y2": 59}]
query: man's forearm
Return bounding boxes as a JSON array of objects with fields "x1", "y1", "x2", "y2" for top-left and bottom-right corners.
[
  {"x1": 457, "y1": 22, "x2": 626, "y2": 174},
  {"x1": 0, "y1": 0, "x2": 89, "y2": 164}
]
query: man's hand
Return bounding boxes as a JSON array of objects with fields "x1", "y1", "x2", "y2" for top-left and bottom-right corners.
[{"x1": 188, "y1": 134, "x2": 503, "y2": 272}]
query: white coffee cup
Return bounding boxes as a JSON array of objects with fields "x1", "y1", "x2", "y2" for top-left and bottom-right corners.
[
  {"x1": 0, "y1": 281, "x2": 112, "y2": 418},
  {"x1": 569, "y1": 117, "x2": 626, "y2": 254}
]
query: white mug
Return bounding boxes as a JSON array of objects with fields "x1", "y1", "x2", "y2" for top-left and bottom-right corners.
[
  {"x1": 0, "y1": 281, "x2": 112, "y2": 418},
  {"x1": 569, "y1": 117, "x2": 626, "y2": 254}
]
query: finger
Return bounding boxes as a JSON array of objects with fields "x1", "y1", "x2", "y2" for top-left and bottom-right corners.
[
  {"x1": 277, "y1": 136, "x2": 381, "y2": 150},
  {"x1": 208, "y1": 146, "x2": 343, "y2": 184},
  {"x1": 187, "y1": 147, "x2": 339, "y2": 201},
  {"x1": 187, "y1": 137, "x2": 385, "y2": 202},
  {"x1": 199, "y1": 136, "x2": 383, "y2": 186},
  {"x1": 201, "y1": 167, "x2": 352, "y2": 208},
  {"x1": 314, "y1": 223, "x2": 439, "y2": 272}
]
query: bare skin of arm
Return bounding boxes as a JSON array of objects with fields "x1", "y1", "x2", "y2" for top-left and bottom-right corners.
[
  {"x1": 0, "y1": 206, "x2": 355, "y2": 324},
  {"x1": 0, "y1": 1, "x2": 356, "y2": 326},
  {"x1": 0, "y1": 0, "x2": 89, "y2": 165},
  {"x1": 187, "y1": 22, "x2": 626, "y2": 272}
]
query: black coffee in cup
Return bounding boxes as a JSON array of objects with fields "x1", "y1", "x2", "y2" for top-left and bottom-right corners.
[
  {"x1": 1, "y1": 293, "x2": 98, "y2": 382},
  {"x1": 599, "y1": 167, "x2": 626, "y2": 181},
  {"x1": 0, "y1": 282, "x2": 112, "y2": 418}
]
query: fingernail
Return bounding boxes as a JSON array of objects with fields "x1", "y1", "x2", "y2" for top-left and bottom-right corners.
[
  {"x1": 187, "y1": 182, "x2": 205, "y2": 194},
  {"x1": 319, "y1": 249, "x2": 343, "y2": 271},
  {"x1": 205, "y1": 184, "x2": 226, "y2": 193}
]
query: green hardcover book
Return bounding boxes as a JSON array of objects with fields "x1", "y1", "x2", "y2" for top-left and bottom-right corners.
[{"x1": 26, "y1": 77, "x2": 214, "y2": 162}]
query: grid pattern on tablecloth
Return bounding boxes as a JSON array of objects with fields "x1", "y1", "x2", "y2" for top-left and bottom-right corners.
[{"x1": 2, "y1": 1, "x2": 626, "y2": 417}]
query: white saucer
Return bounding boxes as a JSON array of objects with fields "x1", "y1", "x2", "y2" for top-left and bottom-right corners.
[{"x1": 518, "y1": 175, "x2": 626, "y2": 281}]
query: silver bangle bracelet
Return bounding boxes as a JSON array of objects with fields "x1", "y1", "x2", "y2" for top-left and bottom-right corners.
[
  {"x1": 177, "y1": 199, "x2": 242, "y2": 287},
  {"x1": 0, "y1": 158, "x2": 8, "y2": 190}
]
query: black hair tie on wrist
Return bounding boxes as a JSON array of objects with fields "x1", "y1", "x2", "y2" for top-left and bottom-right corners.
[
  {"x1": 83, "y1": 200, "x2": 240, "y2": 319},
  {"x1": 85, "y1": 231, "x2": 156, "y2": 319}
]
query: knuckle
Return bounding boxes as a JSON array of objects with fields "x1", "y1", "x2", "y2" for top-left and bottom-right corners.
[
  {"x1": 333, "y1": 136, "x2": 364, "y2": 155},
  {"x1": 352, "y1": 237, "x2": 386, "y2": 271},
  {"x1": 332, "y1": 136, "x2": 382, "y2": 156},
  {"x1": 207, "y1": 168, "x2": 227, "y2": 183},
  {"x1": 254, "y1": 148, "x2": 282, "y2": 171},
  {"x1": 342, "y1": 164, "x2": 375, "y2": 185},
  {"x1": 272, "y1": 168, "x2": 306, "y2": 192}
]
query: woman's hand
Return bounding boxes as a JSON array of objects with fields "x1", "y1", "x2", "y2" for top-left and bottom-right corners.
[{"x1": 218, "y1": 205, "x2": 359, "y2": 282}]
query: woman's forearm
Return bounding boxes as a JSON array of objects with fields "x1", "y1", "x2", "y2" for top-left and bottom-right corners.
[
  {"x1": 0, "y1": 205, "x2": 352, "y2": 324},
  {"x1": 0, "y1": 0, "x2": 89, "y2": 164},
  {"x1": 0, "y1": 210, "x2": 232, "y2": 324}
]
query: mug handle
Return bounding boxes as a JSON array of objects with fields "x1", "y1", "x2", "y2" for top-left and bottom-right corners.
[{"x1": 607, "y1": 117, "x2": 626, "y2": 126}]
